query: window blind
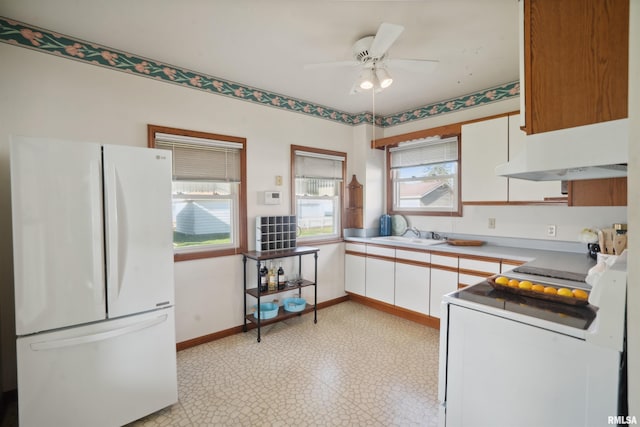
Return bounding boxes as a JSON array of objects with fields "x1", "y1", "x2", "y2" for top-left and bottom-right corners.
[
  {"x1": 389, "y1": 136, "x2": 458, "y2": 169},
  {"x1": 294, "y1": 150, "x2": 345, "y2": 180},
  {"x1": 155, "y1": 135, "x2": 243, "y2": 182}
]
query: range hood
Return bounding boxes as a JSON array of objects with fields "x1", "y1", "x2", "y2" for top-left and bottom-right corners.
[{"x1": 495, "y1": 118, "x2": 629, "y2": 181}]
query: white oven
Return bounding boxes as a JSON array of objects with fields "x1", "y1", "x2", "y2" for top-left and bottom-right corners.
[{"x1": 438, "y1": 255, "x2": 627, "y2": 427}]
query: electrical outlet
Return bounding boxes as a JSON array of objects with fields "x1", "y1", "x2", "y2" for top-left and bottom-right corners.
[
  {"x1": 546, "y1": 224, "x2": 557, "y2": 237},
  {"x1": 488, "y1": 218, "x2": 496, "y2": 229},
  {"x1": 275, "y1": 175, "x2": 283, "y2": 186}
]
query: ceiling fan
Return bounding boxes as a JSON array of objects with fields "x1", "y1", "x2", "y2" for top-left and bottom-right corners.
[{"x1": 304, "y1": 22, "x2": 439, "y2": 94}]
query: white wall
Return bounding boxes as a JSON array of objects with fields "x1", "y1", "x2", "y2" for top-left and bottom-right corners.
[{"x1": 0, "y1": 43, "x2": 353, "y2": 390}]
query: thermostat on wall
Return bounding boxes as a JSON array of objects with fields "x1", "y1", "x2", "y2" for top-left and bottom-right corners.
[{"x1": 264, "y1": 191, "x2": 281, "y2": 205}]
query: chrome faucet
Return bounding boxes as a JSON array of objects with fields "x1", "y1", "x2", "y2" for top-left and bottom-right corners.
[
  {"x1": 427, "y1": 231, "x2": 445, "y2": 240},
  {"x1": 402, "y1": 227, "x2": 421, "y2": 238}
]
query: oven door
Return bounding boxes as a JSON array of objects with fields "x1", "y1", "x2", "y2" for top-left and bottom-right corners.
[{"x1": 442, "y1": 304, "x2": 619, "y2": 427}]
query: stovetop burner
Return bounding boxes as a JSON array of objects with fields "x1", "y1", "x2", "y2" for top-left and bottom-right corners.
[{"x1": 512, "y1": 265, "x2": 587, "y2": 282}]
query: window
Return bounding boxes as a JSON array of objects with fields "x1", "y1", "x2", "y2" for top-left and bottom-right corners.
[
  {"x1": 291, "y1": 145, "x2": 346, "y2": 243},
  {"x1": 388, "y1": 136, "x2": 461, "y2": 216},
  {"x1": 148, "y1": 125, "x2": 247, "y2": 261}
]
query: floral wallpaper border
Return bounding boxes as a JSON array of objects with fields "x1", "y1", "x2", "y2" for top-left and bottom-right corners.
[{"x1": 0, "y1": 17, "x2": 519, "y2": 128}]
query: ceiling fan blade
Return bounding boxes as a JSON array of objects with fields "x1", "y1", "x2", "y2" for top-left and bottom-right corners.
[
  {"x1": 387, "y1": 58, "x2": 439, "y2": 73},
  {"x1": 369, "y1": 23, "x2": 404, "y2": 58},
  {"x1": 303, "y1": 60, "x2": 358, "y2": 70},
  {"x1": 349, "y1": 82, "x2": 361, "y2": 95}
]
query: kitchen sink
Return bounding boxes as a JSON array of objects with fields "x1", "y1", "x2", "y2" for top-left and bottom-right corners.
[{"x1": 370, "y1": 235, "x2": 446, "y2": 246}]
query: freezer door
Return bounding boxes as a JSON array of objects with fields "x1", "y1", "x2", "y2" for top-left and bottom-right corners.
[
  {"x1": 11, "y1": 137, "x2": 106, "y2": 335},
  {"x1": 17, "y1": 308, "x2": 178, "y2": 427},
  {"x1": 103, "y1": 144, "x2": 174, "y2": 317}
]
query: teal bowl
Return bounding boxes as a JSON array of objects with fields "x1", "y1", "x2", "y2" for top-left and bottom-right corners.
[
  {"x1": 282, "y1": 297, "x2": 306, "y2": 313},
  {"x1": 253, "y1": 302, "x2": 279, "y2": 319}
]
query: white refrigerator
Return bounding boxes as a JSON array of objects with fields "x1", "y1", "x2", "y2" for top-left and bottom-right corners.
[{"x1": 10, "y1": 137, "x2": 178, "y2": 427}]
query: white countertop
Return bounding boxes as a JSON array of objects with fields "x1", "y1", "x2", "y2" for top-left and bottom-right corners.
[{"x1": 345, "y1": 236, "x2": 596, "y2": 278}]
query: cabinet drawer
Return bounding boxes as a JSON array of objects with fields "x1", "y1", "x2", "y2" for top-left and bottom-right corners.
[
  {"x1": 366, "y1": 245, "x2": 395, "y2": 258},
  {"x1": 431, "y1": 254, "x2": 458, "y2": 269},
  {"x1": 345, "y1": 242, "x2": 366, "y2": 254},
  {"x1": 459, "y1": 258, "x2": 500, "y2": 275},
  {"x1": 396, "y1": 249, "x2": 429, "y2": 264}
]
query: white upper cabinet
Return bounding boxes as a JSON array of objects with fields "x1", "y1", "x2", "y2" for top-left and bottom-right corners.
[
  {"x1": 461, "y1": 116, "x2": 509, "y2": 202},
  {"x1": 507, "y1": 114, "x2": 564, "y2": 201},
  {"x1": 462, "y1": 114, "x2": 564, "y2": 203}
]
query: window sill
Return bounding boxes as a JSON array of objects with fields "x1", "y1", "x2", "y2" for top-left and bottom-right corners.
[
  {"x1": 390, "y1": 210, "x2": 462, "y2": 217},
  {"x1": 296, "y1": 237, "x2": 344, "y2": 246},
  {"x1": 174, "y1": 246, "x2": 248, "y2": 262}
]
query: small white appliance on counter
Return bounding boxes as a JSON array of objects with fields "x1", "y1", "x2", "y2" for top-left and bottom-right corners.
[
  {"x1": 10, "y1": 137, "x2": 178, "y2": 427},
  {"x1": 438, "y1": 253, "x2": 627, "y2": 427}
]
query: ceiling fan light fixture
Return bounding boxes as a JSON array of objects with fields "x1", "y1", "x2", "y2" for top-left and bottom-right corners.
[
  {"x1": 357, "y1": 69, "x2": 375, "y2": 90},
  {"x1": 376, "y1": 67, "x2": 393, "y2": 89}
]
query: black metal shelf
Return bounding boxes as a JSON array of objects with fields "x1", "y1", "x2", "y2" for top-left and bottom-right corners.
[
  {"x1": 245, "y1": 305, "x2": 315, "y2": 327},
  {"x1": 242, "y1": 247, "x2": 319, "y2": 342},
  {"x1": 245, "y1": 280, "x2": 315, "y2": 299}
]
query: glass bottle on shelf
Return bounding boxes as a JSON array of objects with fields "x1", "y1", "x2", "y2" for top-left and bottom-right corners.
[
  {"x1": 268, "y1": 262, "x2": 277, "y2": 292},
  {"x1": 277, "y1": 262, "x2": 285, "y2": 290},
  {"x1": 259, "y1": 261, "x2": 268, "y2": 292}
]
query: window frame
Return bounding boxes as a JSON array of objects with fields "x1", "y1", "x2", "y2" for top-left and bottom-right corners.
[
  {"x1": 387, "y1": 135, "x2": 463, "y2": 217},
  {"x1": 290, "y1": 145, "x2": 346, "y2": 245},
  {"x1": 148, "y1": 124, "x2": 248, "y2": 261}
]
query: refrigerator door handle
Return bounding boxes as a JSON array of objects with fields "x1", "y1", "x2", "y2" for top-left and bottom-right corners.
[
  {"x1": 106, "y1": 164, "x2": 128, "y2": 299},
  {"x1": 30, "y1": 314, "x2": 168, "y2": 351}
]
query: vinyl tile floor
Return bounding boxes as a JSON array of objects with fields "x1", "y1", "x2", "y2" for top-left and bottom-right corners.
[{"x1": 2, "y1": 301, "x2": 441, "y2": 426}]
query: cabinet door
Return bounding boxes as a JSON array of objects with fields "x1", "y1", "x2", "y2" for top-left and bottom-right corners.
[
  {"x1": 345, "y1": 253, "x2": 366, "y2": 296},
  {"x1": 507, "y1": 114, "x2": 564, "y2": 201},
  {"x1": 522, "y1": 0, "x2": 628, "y2": 134},
  {"x1": 365, "y1": 257, "x2": 395, "y2": 305},
  {"x1": 568, "y1": 178, "x2": 627, "y2": 206},
  {"x1": 395, "y1": 262, "x2": 430, "y2": 315},
  {"x1": 461, "y1": 116, "x2": 508, "y2": 202},
  {"x1": 430, "y1": 268, "x2": 458, "y2": 318}
]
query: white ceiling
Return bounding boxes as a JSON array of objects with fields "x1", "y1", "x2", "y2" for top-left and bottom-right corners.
[{"x1": 0, "y1": 0, "x2": 520, "y2": 116}]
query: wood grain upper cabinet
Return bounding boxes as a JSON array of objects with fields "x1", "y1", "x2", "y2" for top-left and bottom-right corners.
[
  {"x1": 568, "y1": 178, "x2": 627, "y2": 206},
  {"x1": 521, "y1": 0, "x2": 629, "y2": 134}
]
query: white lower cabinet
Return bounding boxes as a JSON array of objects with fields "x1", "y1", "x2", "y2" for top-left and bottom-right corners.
[
  {"x1": 430, "y1": 268, "x2": 458, "y2": 318},
  {"x1": 458, "y1": 257, "x2": 501, "y2": 288},
  {"x1": 429, "y1": 254, "x2": 459, "y2": 318},
  {"x1": 344, "y1": 243, "x2": 366, "y2": 296},
  {"x1": 365, "y1": 246, "x2": 395, "y2": 305},
  {"x1": 345, "y1": 254, "x2": 366, "y2": 295},
  {"x1": 395, "y1": 250, "x2": 430, "y2": 315}
]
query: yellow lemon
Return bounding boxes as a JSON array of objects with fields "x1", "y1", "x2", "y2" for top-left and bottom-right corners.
[
  {"x1": 494, "y1": 276, "x2": 509, "y2": 286},
  {"x1": 518, "y1": 281, "x2": 533, "y2": 290},
  {"x1": 508, "y1": 279, "x2": 520, "y2": 288},
  {"x1": 572, "y1": 289, "x2": 589, "y2": 300},
  {"x1": 557, "y1": 288, "x2": 573, "y2": 298},
  {"x1": 543, "y1": 286, "x2": 557, "y2": 295},
  {"x1": 531, "y1": 284, "x2": 545, "y2": 293}
]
